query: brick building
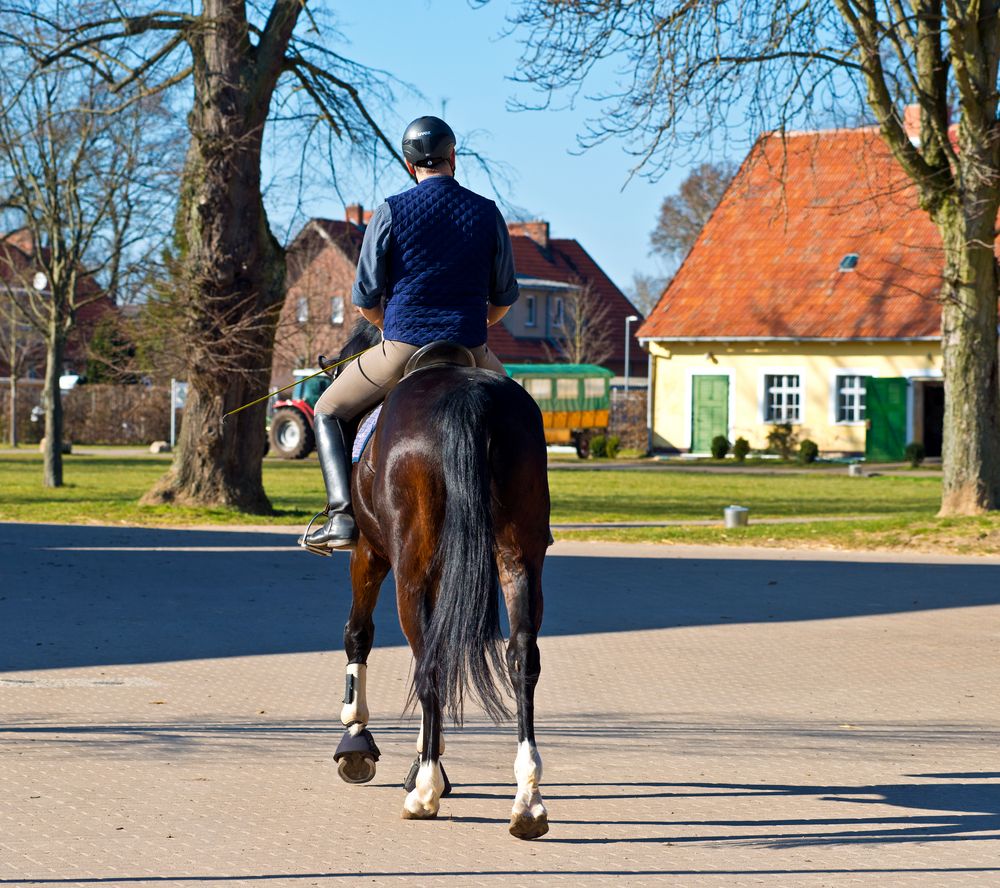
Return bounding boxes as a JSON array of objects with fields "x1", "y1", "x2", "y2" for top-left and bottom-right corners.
[
  {"x1": 273, "y1": 207, "x2": 644, "y2": 387},
  {"x1": 271, "y1": 212, "x2": 368, "y2": 388},
  {"x1": 0, "y1": 229, "x2": 112, "y2": 380}
]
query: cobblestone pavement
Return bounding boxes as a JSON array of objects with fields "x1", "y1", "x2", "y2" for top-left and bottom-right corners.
[{"x1": 2, "y1": 524, "x2": 1000, "y2": 887}]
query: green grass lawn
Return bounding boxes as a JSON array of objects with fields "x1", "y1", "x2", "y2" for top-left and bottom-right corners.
[{"x1": 2, "y1": 451, "x2": 997, "y2": 554}]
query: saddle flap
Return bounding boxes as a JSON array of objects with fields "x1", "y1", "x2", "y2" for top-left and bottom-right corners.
[{"x1": 403, "y1": 341, "x2": 476, "y2": 377}]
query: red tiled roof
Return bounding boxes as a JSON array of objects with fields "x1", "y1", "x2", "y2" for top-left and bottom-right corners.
[
  {"x1": 637, "y1": 127, "x2": 944, "y2": 341},
  {"x1": 488, "y1": 235, "x2": 643, "y2": 366}
]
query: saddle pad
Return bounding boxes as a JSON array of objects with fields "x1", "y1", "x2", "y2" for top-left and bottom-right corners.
[{"x1": 352, "y1": 404, "x2": 382, "y2": 464}]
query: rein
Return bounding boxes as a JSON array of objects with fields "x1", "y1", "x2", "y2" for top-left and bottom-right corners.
[{"x1": 220, "y1": 345, "x2": 378, "y2": 424}]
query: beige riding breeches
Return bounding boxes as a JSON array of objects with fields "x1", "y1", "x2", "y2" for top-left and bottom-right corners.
[{"x1": 314, "y1": 338, "x2": 506, "y2": 421}]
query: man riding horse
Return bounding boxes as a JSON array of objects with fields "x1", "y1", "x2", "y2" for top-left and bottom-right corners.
[{"x1": 301, "y1": 115, "x2": 518, "y2": 552}]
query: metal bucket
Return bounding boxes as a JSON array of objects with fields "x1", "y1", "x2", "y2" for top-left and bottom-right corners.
[{"x1": 724, "y1": 505, "x2": 749, "y2": 528}]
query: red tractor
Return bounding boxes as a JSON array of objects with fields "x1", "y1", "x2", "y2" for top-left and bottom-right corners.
[{"x1": 268, "y1": 369, "x2": 332, "y2": 459}]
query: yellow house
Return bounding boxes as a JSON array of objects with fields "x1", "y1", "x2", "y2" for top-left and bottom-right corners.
[{"x1": 638, "y1": 125, "x2": 945, "y2": 459}]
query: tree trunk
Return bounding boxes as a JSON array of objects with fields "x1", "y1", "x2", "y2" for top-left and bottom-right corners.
[
  {"x1": 42, "y1": 329, "x2": 64, "y2": 487},
  {"x1": 142, "y1": 6, "x2": 291, "y2": 514},
  {"x1": 9, "y1": 374, "x2": 16, "y2": 448},
  {"x1": 934, "y1": 192, "x2": 1000, "y2": 515}
]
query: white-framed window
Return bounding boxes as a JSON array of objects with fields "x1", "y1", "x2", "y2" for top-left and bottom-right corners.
[
  {"x1": 296, "y1": 296, "x2": 309, "y2": 324},
  {"x1": 553, "y1": 296, "x2": 565, "y2": 328},
  {"x1": 525, "y1": 294, "x2": 536, "y2": 327},
  {"x1": 330, "y1": 295, "x2": 344, "y2": 325},
  {"x1": 584, "y1": 378, "x2": 606, "y2": 398},
  {"x1": 525, "y1": 378, "x2": 551, "y2": 400},
  {"x1": 835, "y1": 373, "x2": 866, "y2": 423},
  {"x1": 764, "y1": 373, "x2": 802, "y2": 423},
  {"x1": 556, "y1": 378, "x2": 578, "y2": 399}
]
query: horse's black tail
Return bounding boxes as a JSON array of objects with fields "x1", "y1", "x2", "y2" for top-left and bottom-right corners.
[{"x1": 415, "y1": 376, "x2": 511, "y2": 725}]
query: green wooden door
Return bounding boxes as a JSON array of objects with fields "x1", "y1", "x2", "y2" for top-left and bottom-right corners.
[
  {"x1": 691, "y1": 375, "x2": 730, "y2": 453},
  {"x1": 865, "y1": 377, "x2": 908, "y2": 462}
]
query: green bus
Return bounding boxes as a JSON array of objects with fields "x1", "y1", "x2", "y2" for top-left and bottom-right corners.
[{"x1": 504, "y1": 363, "x2": 614, "y2": 457}]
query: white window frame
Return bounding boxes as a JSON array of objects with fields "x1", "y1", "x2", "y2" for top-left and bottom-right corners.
[
  {"x1": 758, "y1": 369, "x2": 805, "y2": 425},
  {"x1": 829, "y1": 369, "x2": 875, "y2": 425},
  {"x1": 525, "y1": 294, "x2": 537, "y2": 327},
  {"x1": 553, "y1": 296, "x2": 565, "y2": 329},
  {"x1": 330, "y1": 295, "x2": 345, "y2": 326},
  {"x1": 296, "y1": 296, "x2": 309, "y2": 324}
]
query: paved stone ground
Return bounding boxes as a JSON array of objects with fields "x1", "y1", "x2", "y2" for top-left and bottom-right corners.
[{"x1": 2, "y1": 524, "x2": 1000, "y2": 887}]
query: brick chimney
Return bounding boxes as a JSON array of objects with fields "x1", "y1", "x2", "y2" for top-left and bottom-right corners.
[
  {"x1": 345, "y1": 203, "x2": 365, "y2": 226},
  {"x1": 508, "y1": 220, "x2": 549, "y2": 250}
]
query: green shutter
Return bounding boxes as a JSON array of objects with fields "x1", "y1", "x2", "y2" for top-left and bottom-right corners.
[
  {"x1": 691, "y1": 375, "x2": 730, "y2": 452},
  {"x1": 864, "y1": 377, "x2": 908, "y2": 462}
]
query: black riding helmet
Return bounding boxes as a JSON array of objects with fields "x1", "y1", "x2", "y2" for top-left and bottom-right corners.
[{"x1": 401, "y1": 116, "x2": 456, "y2": 168}]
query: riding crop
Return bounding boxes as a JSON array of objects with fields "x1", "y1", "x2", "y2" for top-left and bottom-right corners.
[{"x1": 220, "y1": 345, "x2": 377, "y2": 425}]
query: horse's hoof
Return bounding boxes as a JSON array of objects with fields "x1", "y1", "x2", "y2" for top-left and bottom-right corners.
[
  {"x1": 401, "y1": 803, "x2": 438, "y2": 820},
  {"x1": 337, "y1": 751, "x2": 377, "y2": 784},
  {"x1": 334, "y1": 727, "x2": 380, "y2": 784},
  {"x1": 509, "y1": 812, "x2": 549, "y2": 840}
]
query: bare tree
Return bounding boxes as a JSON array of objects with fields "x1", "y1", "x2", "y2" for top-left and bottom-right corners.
[
  {"x1": 504, "y1": 0, "x2": 1000, "y2": 515},
  {"x1": 0, "y1": 43, "x2": 176, "y2": 486},
  {"x1": 9, "y1": 1, "x2": 406, "y2": 513},
  {"x1": 627, "y1": 272, "x2": 668, "y2": 318},
  {"x1": 546, "y1": 282, "x2": 615, "y2": 366},
  {"x1": 650, "y1": 162, "x2": 736, "y2": 267}
]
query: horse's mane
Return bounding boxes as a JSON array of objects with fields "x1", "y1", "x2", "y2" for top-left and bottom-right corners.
[
  {"x1": 329, "y1": 318, "x2": 382, "y2": 450},
  {"x1": 337, "y1": 318, "x2": 382, "y2": 366}
]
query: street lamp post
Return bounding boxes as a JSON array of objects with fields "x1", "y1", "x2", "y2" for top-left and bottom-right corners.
[{"x1": 624, "y1": 314, "x2": 640, "y2": 393}]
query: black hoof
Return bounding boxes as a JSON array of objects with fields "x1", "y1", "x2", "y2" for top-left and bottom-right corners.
[
  {"x1": 402, "y1": 756, "x2": 451, "y2": 797},
  {"x1": 334, "y1": 727, "x2": 380, "y2": 785}
]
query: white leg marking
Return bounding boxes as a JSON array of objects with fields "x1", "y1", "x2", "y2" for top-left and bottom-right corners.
[
  {"x1": 416, "y1": 723, "x2": 445, "y2": 755},
  {"x1": 340, "y1": 663, "x2": 369, "y2": 729},
  {"x1": 511, "y1": 741, "x2": 546, "y2": 820},
  {"x1": 402, "y1": 760, "x2": 444, "y2": 818}
]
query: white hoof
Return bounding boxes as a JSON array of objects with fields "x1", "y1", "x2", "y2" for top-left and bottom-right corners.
[{"x1": 401, "y1": 760, "x2": 444, "y2": 820}]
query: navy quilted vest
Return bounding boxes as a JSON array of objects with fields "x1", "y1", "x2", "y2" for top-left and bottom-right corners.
[{"x1": 384, "y1": 176, "x2": 496, "y2": 347}]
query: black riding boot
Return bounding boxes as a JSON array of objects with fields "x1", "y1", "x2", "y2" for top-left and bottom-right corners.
[{"x1": 301, "y1": 414, "x2": 357, "y2": 551}]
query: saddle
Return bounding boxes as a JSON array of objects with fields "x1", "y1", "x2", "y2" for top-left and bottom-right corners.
[{"x1": 351, "y1": 341, "x2": 477, "y2": 464}]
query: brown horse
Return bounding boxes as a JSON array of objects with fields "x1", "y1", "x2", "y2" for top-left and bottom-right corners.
[{"x1": 328, "y1": 322, "x2": 551, "y2": 840}]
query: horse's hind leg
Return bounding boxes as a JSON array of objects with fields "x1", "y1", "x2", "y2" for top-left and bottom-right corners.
[
  {"x1": 499, "y1": 550, "x2": 548, "y2": 839},
  {"x1": 334, "y1": 534, "x2": 389, "y2": 785}
]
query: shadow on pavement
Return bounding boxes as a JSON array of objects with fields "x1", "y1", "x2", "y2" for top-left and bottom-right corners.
[{"x1": 3, "y1": 522, "x2": 1000, "y2": 671}]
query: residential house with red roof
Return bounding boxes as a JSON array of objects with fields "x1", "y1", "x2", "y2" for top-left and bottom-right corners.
[
  {"x1": 637, "y1": 123, "x2": 945, "y2": 458},
  {"x1": 272, "y1": 210, "x2": 368, "y2": 388},
  {"x1": 274, "y1": 208, "x2": 644, "y2": 389}
]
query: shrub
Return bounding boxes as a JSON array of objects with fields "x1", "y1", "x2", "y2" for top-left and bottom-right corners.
[
  {"x1": 905, "y1": 441, "x2": 926, "y2": 468},
  {"x1": 710, "y1": 435, "x2": 730, "y2": 459},
  {"x1": 766, "y1": 423, "x2": 798, "y2": 460},
  {"x1": 798, "y1": 439, "x2": 819, "y2": 464},
  {"x1": 605, "y1": 434, "x2": 621, "y2": 459},
  {"x1": 589, "y1": 435, "x2": 607, "y2": 458},
  {"x1": 732, "y1": 437, "x2": 751, "y2": 462}
]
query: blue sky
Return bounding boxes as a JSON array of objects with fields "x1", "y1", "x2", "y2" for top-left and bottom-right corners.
[{"x1": 266, "y1": 0, "x2": 698, "y2": 295}]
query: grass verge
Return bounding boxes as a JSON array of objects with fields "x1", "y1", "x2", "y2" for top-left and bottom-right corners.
[{"x1": 2, "y1": 452, "x2": 997, "y2": 554}]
